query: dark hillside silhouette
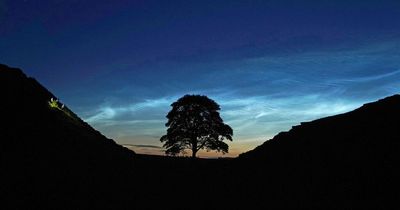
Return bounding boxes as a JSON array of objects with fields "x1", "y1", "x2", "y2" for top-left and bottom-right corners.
[
  {"x1": 237, "y1": 94, "x2": 400, "y2": 208},
  {"x1": 0, "y1": 64, "x2": 136, "y2": 209}
]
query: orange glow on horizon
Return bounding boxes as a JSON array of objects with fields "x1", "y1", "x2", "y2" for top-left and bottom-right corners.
[{"x1": 121, "y1": 140, "x2": 263, "y2": 158}]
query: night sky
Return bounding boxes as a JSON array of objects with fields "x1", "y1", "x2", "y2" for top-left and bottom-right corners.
[{"x1": 1, "y1": 0, "x2": 400, "y2": 157}]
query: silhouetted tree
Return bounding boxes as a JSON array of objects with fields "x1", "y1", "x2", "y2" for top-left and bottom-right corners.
[{"x1": 160, "y1": 95, "x2": 233, "y2": 158}]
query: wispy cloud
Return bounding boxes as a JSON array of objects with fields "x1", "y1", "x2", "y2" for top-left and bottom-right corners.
[
  {"x1": 85, "y1": 97, "x2": 172, "y2": 124},
  {"x1": 121, "y1": 144, "x2": 163, "y2": 149},
  {"x1": 85, "y1": 107, "x2": 116, "y2": 123},
  {"x1": 331, "y1": 69, "x2": 400, "y2": 83},
  {"x1": 121, "y1": 144, "x2": 166, "y2": 155},
  {"x1": 78, "y1": 40, "x2": 400, "y2": 157}
]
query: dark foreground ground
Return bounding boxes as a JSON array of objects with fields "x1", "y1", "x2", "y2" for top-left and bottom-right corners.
[
  {"x1": 8, "y1": 152, "x2": 398, "y2": 209},
  {"x1": 131, "y1": 152, "x2": 399, "y2": 209}
]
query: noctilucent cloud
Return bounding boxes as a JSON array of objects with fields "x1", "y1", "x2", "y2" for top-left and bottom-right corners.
[{"x1": 1, "y1": 0, "x2": 400, "y2": 157}]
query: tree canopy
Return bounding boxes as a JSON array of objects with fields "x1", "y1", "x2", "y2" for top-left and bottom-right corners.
[{"x1": 160, "y1": 95, "x2": 233, "y2": 158}]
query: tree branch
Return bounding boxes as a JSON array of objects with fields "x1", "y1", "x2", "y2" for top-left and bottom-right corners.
[{"x1": 197, "y1": 139, "x2": 207, "y2": 151}]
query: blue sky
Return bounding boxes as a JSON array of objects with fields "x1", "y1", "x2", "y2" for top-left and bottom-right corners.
[{"x1": 1, "y1": 0, "x2": 400, "y2": 157}]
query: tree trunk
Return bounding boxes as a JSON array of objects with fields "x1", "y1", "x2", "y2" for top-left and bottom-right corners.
[
  {"x1": 192, "y1": 138, "x2": 198, "y2": 158},
  {"x1": 192, "y1": 149, "x2": 197, "y2": 158}
]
